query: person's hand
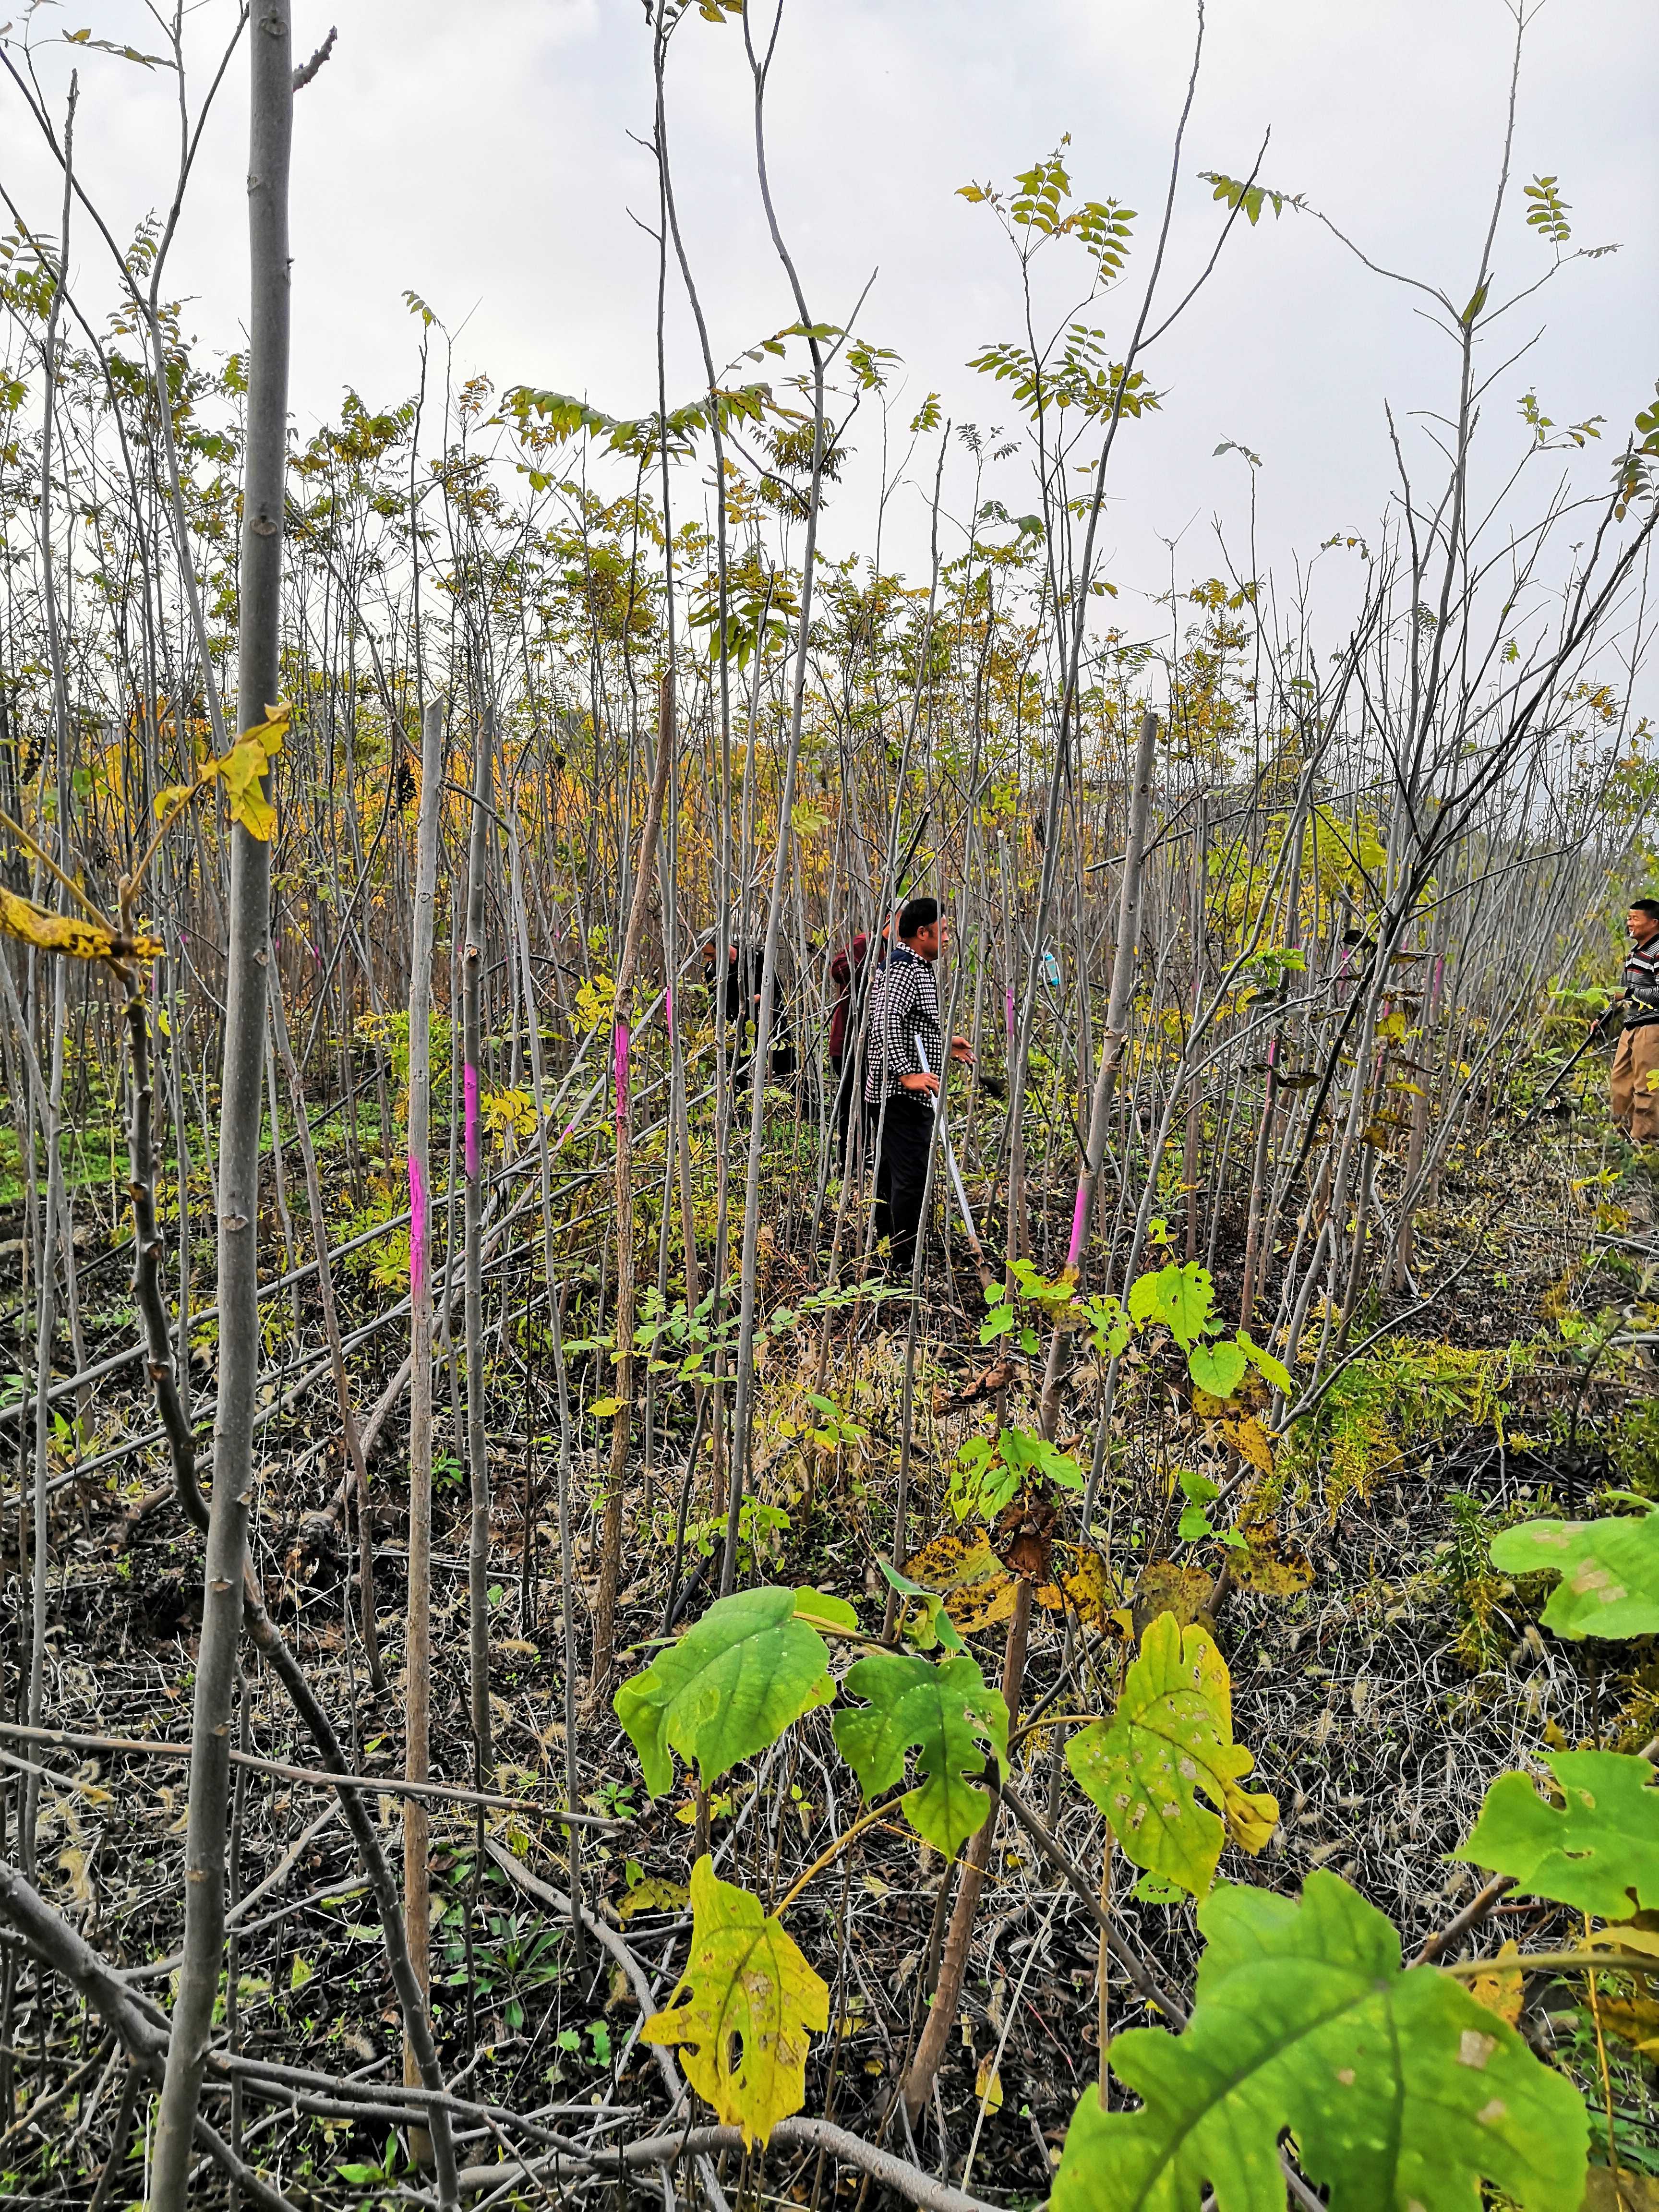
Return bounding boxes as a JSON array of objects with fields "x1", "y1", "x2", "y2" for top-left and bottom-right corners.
[
  {"x1": 901, "y1": 1071, "x2": 940, "y2": 1096},
  {"x1": 949, "y1": 1035, "x2": 974, "y2": 1064}
]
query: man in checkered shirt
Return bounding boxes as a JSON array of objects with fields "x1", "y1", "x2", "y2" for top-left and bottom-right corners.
[
  {"x1": 863, "y1": 896, "x2": 974, "y2": 1274},
  {"x1": 1611, "y1": 897, "x2": 1659, "y2": 1142}
]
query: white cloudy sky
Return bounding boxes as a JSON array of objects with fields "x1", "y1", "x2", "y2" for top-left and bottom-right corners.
[{"x1": 6, "y1": 0, "x2": 1656, "y2": 640}]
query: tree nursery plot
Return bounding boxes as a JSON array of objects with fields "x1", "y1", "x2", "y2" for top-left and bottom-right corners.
[{"x1": 0, "y1": 3, "x2": 1658, "y2": 2208}]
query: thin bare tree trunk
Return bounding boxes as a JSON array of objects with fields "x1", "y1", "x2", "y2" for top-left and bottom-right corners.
[
  {"x1": 462, "y1": 715, "x2": 493, "y2": 1780},
  {"x1": 268, "y1": 971, "x2": 383, "y2": 1688},
  {"x1": 403, "y1": 697, "x2": 444, "y2": 2119},
  {"x1": 151, "y1": 5, "x2": 290, "y2": 2197},
  {"x1": 591, "y1": 675, "x2": 676, "y2": 1692}
]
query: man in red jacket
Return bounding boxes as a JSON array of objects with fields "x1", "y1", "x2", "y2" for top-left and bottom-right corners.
[{"x1": 828, "y1": 911, "x2": 897, "y2": 1169}]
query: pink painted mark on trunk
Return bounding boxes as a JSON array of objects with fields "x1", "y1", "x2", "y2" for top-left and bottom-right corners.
[
  {"x1": 1005, "y1": 987, "x2": 1015, "y2": 1040},
  {"x1": 613, "y1": 1020, "x2": 631, "y2": 1128},
  {"x1": 664, "y1": 985, "x2": 674, "y2": 1038},
  {"x1": 408, "y1": 1155, "x2": 428, "y2": 1302},
  {"x1": 1065, "y1": 1182, "x2": 1091, "y2": 1272},
  {"x1": 464, "y1": 1061, "x2": 480, "y2": 1180},
  {"x1": 1431, "y1": 955, "x2": 1444, "y2": 1010}
]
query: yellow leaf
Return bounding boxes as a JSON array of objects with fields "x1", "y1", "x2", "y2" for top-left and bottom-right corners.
[
  {"x1": 1595, "y1": 1990, "x2": 1659, "y2": 2057},
  {"x1": 643, "y1": 1855, "x2": 829, "y2": 2146},
  {"x1": 1223, "y1": 1417, "x2": 1275, "y2": 1478},
  {"x1": 1131, "y1": 1561, "x2": 1214, "y2": 1633},
  {"x1": 905, "y1": 1526, "x2": 1004, "y2": 1594},
  {"x1": 215, "y1": 735, "x2": 277, "y2": 839},
  {"x1": 906, "y1": 1526, "x2": 1019, "y2": 1630},
  {"x1": 152, "y1": 781, "x2": 195, "y2": 817},
  {"x1": 0, "y1": 887, "x2": 162, "y2": 963},
  {"x1": 205, "y1": 701, "x2": 289, "y2": 842},
  {"x1": 1468, "y1": 1937, "x2": 1524, "y2": 2026},
  {"x1": 618, "y1": 1877, "x2": 689, "y2": 1924},
  {"x1": 974, "y1": 2056, "x2": 1004, "y2": 2113},
  {"x1": 1067, "y1": 1610, "x2": 1277, "y2": 1896},
  {"x1": 1583, "y1": 2169, "x2": 1659, "y2": 2212},
  {"x1": 57, "y1": 1847, "x2": 94, "y2": 1909},
  {"x1": 1585, "y1": 1919, "x2": 1659, "y2": 1958}
]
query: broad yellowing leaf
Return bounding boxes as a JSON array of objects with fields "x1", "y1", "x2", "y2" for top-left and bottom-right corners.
[
  {"x1": 1053, "y1": 1872, "x2": 1588, "y2": 2212},
  {"x1": 206, "y1": 701, "x2": 289, "y2": 842},
  {"x1": 832, "y1": 1649, "x2": 1009, "y2": 1860},
  {"x1": 613, "y1": 1586, "x2": 833, "y2": 1796},
  {"x1": 1489, "y1": 1511, "x2": 1659, "y2": 1640},
  {"x1": 1455, "y1": 1749, "x2": 1659, "y2": 1918},
  {"x1": 643, "y1": 1855, "x2": 829, "y2": 2147},
  {"x1": 1068, "y1": 1610, "x2": 1276, "y2": 1896}
]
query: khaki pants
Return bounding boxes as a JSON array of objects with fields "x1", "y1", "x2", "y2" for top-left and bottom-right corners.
[{"x1": 1611, "y1": 1022, "x2": 1659, "y2": 1140}]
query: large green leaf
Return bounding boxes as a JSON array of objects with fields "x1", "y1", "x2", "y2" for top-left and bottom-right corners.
[
  {"x1": 1067, "y1": 1610, "x2": 1277, "y2": 1896},
  {"x1": 1052, "y1": 1872, "x2": 1588, "y2": 2212},
  {"x1": 1128, "y1": 1261, "x2": 1217, "y2": 1349},
  {"x1": 613, "y1": 1587, "x2": 834, "y2": 1796},
  {"x1": 1455, "y1": 1749, "x2": 1659, "y2": 1918},
  {"x1": 643, "y1": 1855, "x2": 829, "y2": 2147},
  {"x1": 831, "y1": 1649, "x2": 1009, "y2": 1859},
  {"x1": 1489, "y1": 1511, "x2": 1659, "y2": 1640}
]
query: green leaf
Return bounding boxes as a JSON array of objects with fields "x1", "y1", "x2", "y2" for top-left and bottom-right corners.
[
  {"x1": 950, "y1": 1423, "x2": 1083, "y2": 1522},
  {"x1": 1052, "y1": 1872, "x2": 1588, "y2": 2212},
  {"x1": 1489, "y1": 1511, "x2": 1659, "y2": 1640},
  {"x1": 791, "y1": 1587, "x2": 859, "y2": 1634},
  {"x1": 1128, "y1": 1262, "x2": 1216, "y2": 1350},
  {"x1": 643, "y1": 1856, "x2": 829, "y2": 2148},
  {"x1": 1237, "y1": 1328, "x2": 1292, "y2": 1395},
  {"x1": 1067, "y1": 1611, "x2": 1277, "y2": 1897},
  {"x1": 613, "y1": 1587, "x2": 834, "y2": 1796},
  {"x1": 1455, "y1": 1749, "x2": 1659, "y2": 1918},
  {"x1": 832, "y1": 1650, "x2": 1010, "y2": 1860},
  {"x1": 1188, "y1": 1338, "x2": 1247, "y2": 1399}
]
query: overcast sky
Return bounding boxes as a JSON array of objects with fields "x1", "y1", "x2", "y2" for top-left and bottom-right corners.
[{"x1": 6, "y1": 0, "x2": 1656, "y2": 654}]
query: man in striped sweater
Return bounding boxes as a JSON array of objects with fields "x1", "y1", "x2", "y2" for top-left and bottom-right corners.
[
  {"x1": 1611, "y1": 899, "x2": 1659, "y2": 1142},
  {"x1": 863, "y1": 896, "x2": 974, "y2": 1274}
]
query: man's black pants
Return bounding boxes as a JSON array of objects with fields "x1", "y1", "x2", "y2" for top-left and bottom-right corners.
[{"x1": 870, "y1": 1099, "x2": 932, "y2": 1277}]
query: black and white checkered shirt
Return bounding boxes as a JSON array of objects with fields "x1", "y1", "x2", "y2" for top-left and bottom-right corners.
[
  {"x1": 864, "y1": 943, "x2": 942, "y2": 1109},
  {"x1": 1624, "y1": 934, "x2": 1659, "y2": 1031}
]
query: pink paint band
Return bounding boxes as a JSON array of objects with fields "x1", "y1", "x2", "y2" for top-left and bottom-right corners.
[
  {"x1": 464, "y1": 1061, "x2": 480, "y2": 1179},
  {"x1": 613, "y1": 1021, "x2": 631, "y2": 1127},
  {"x1": 408, "y1": 1154, "x2": 428, "y2": 1300},
  {"x1": 1065, "y1": 1182, "x2": 1090, "y2": 1272},
  {"x1": 665, "y1": 985, "x2": 674, "y2": 1037}
]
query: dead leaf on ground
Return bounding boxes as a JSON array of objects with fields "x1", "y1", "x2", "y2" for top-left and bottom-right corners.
[
  {"x1": 1130, "y1": 1561, "x2": 1214, "y2": 1635},
  {"x1": 932, "y1": 1359, "x2": 1014, "y2": 1415}
]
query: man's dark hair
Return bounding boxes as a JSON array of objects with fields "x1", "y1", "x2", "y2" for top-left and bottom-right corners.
[
  {"x1": 898, "y1": 896, "x2": 940, "y2": 942},
  {"x1": 1633, "y1": 899, "x2": 1659, "y2": 921}
]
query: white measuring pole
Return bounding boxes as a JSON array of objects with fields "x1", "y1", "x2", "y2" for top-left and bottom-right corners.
[{"x1": 915, "y1": 1036, "x2": 984, "y2": 1253}]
